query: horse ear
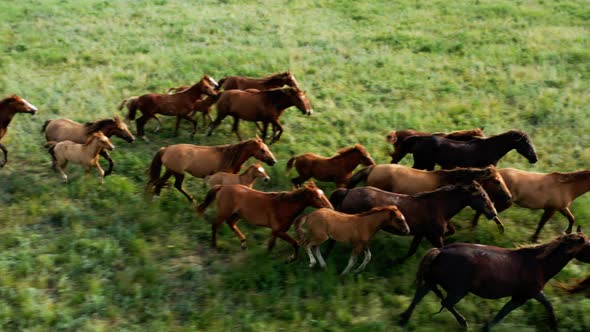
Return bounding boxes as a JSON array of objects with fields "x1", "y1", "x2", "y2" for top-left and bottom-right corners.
[{"x1": 255, "y1": 134, "x2": 261, "y2": 141}]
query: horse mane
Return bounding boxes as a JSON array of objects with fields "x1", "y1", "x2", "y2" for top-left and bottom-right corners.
[
  {"x1": 84, "y1": 118, "x2": 116, "y2": 134},
  {"x1": 438, "y1": 167, "x2": 491, "y2": 183},
  {"x1": 556, "y1": 170, "x2": 590, "y2": 183},
  {"x1": 260, "y1": 71, "x2": 289, "y2": 84},
  {"x1": 335, "y1": 144, "x2": 369, "y2": 157},
  {"x1": 272, "y1": 185, "x2": 314, "y2": 202},
  {"x1": 83, "y1": 132, "x2": 103, "y2": 145},
  {"x1": 515, "y1": 233, "x2": 588, "y2": 259},
  {"x1": 409, "y1": 184, "x2": 465, "y2": 198},
  {"x1": 218, "y1": 139, "x2": 257, "y2": 171}
]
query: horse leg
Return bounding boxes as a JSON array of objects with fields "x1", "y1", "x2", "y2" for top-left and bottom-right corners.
[
  {"x1": 261, "y1": 122, "x2": 269, "y2": 141},
  {"x1": 206, "y1": 113, "x2": 225, "y2": 136},
  {"x1": 174, "y1": 116, "x2": 181, "y2": 136},
  {"x1": 173, "y1": 173, "x2": 195, "y2": 203},
  {"x1": 154, "y1": 170, "x2": 172, "y2": 195},
  {"x1": 534, "y1": 292, "x2": 557, "y2": 331},
  {"x1": 57, "y1": 160, "x2": 68, "y2": 183},
  {"x1": 440, "y1": 292, "x2": 469, "y2": 328},
  {"x1": 211, "y1": 214, "x2": 226, "y2": 249},
  {"x1": 270, "y1": 120, "x2": 283, "y2": 144},
  {"x1": 355, "y1": 247, "x2": 372, "y2": 273},
  {"x1": 231, "y1": 116, "x2": 242, "y2": 141},
  {"x1": 483, "y1": 298, "x2": 526, "y2": 332},
  {"x1": 152, "y1": 115, "x2": 162, "y2": 133},
  {"x1": 306, "y1": 245, "x2": 317, "y2": 268},
  {"x1": 273, "y1": 230, "x2": 300, "y2": 262},
  {"x1": 226, "y1": 214, "x2": 247, "y2": 249},
  {"x1": 0, "y1": 143, "x2": 6, "y2": 167},
  {"x1": 135, "y1": 114, "x2": 150, "y2": 141},
  {"x1": 391, "y1": 235, "x2": 423, "y2": 265},
  {"x1": 95, "y1": 162, "x2": 105, "y2": 184},
  {"x1": 312, "y1": 245, "x2": 327, "y2": 269},
  {"x1": 471, "y1": 210, "x2": 483, "y2": 229},
  {"x1": 291, "y1": 175, "x2": 308, "y2": 188},
  {"x1": 99, "y1": 150, "x2": 114, "y2": 177},
  {"x1": 444, "y1": 222, "x2": 456, "y2": 237},
  {"x1": 531, "y1": 209, "x2": 556, "y2": 242},
  {"x1": 267, "y1": 236, "x2": 277, "y2": 251},
  {"x1": 559, "y1": 207, "x2": 575, "y2": 234},
  {"x1": 400, "y1": 282, "x2": 431, "y2": 326},
  {"x1": 323, "y1": 238, "x2": 337, "y2": 258},
  {"x1": 182, "y1": 114, "x2": 197, "y2": 137}
]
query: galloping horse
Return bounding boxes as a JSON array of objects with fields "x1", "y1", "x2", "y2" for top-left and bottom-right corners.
[
  {"x1": 472, "y1": 168, "x2": 590, "y2": 242},
  {"x1": 47, "y1": 132, "x2": 115, "y2": 183},
  {"x1": 386, "y1": 128, "x2": 485, "y2": 163},
  {"x1": 329, "y1": 183, "x2": 502, "y2": 263},
  {"x1": 400, "y1": 228, "x2": 590, "y2": 331},
  {"x1": 120, "y1": 75, "x2": 218, "y2": 139},
  {"x1": 0, "y1": 95, "x2": 38, "y2": 167},
  {"x1": 42, "y1": 116, "x2": 134, "y2": 176},
  {"x1": 197, "y1": 182, "x2": 333, "y2": 261},
  {"x1": 146, "y1": 136, "x2": 276, "y2": 203},
  {"x1": 398, "y1": 129, "x2": 538, "y2": 170},
  {"x1": 217, "y1": 71, "x2": 301, "y2": 91},
  {"x1": 206, "y1": 163, "x2": 270, "y2": 188},
  {"x1": 295, "y1": 206, "x2": 410, "y2": 274},
  {"x1": 206, "y1": 87, "x2": 312, "y2": 143},
  {"x1": 286, "y1": 144, "x2": 375, "y2": 187}
]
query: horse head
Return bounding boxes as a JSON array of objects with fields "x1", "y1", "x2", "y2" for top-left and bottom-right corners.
[
  {"x1": 285, "y1": 88, "x2": 313, "y2": 115},
  {"x1": 354, "y1": 144, "x2": 376, "y2": 166},
  {"x1": 251, "y1": 135, "x2": 277, "y2": 166},
  {"x1": 250, "y1": 163, "x2": 271, "y2": 182},
  {"x1": 200, "y1": 75, "x2": 219, "y2": 97},
  {"x1": 511, "y1": 130, "x2": 538, "y2": 164},
  {"x1": 385, "y1": 131, "x2": 397, "y2": 144},
  {"x1": 380, "y1": 206, "x2": 410, "y2": 235},
  {"x1": 88, "y1": 132, "x2": 115, "y2": 151},
  {"x1": 3, "y1": 95, "x2": 38, "y2": 115},
  {"x1": 479, "y1": 166, "x2": 512, "y2": 205},
  {"x1": 284, "y1": 71, "x2": 301, "y2": 90},
  {"x1": 112, "y1": 116, "x2": 135, "y2": 143},
  {"x1": 465, "y1": 180, "x2": 503, "y2": 231}
]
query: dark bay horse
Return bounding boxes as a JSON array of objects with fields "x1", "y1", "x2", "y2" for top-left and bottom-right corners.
[
  {"x1": 42, "y1": 116, "x2": 134, "y2": 176},
  {"x1": 286, "y1": 144, "x2": 375, "y2": 188},
  {"x1": 146, "y1": 136, "x2": 276, "y2": 202},
  {"x1": 0, "y1": 95, "x2": 38, "y2": 167},
  {"x1": 217, "y1": 71, "x2": 300, "y2": 91},
  {"x1": 386, "y1": 128, "x2": 485, "y2": 163},
  {"x1": 121, "y1": 75, "x2": 218, "y2": 140},
  {"x1": 197, "y1": 182, "x2": 333, "y2": 261},
  {"x1": 398, "y1": 129, "x2": 538, "y2": 170},
  {"x1": 400, "y1": 228, "x2": 590, "y2": 331},
  {"x1": 206, "y1": 87, "x2": 312, "y2": 143},
  {"x1": 329, "y1": 183, "x2": 502, "y2": 263}
]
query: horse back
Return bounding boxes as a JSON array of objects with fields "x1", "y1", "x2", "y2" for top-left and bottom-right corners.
[
  {"x1": 367, "y1": 164, "x2": 439, "y2": 193},
  {"x1": 161, "y1": 144, "x2": 225, "y2": 177},
  {"x1": 44, "y1": 118, "x2": 87, "y2": 143}
]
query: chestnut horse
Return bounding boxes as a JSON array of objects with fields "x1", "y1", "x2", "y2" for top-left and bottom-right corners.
[
  {"x1": 398, "y1": 129, "x2": 538, "y2": 170},
  {"x1": 196, "y1": 182, "x2": 333, "y2": 261},
  {"x1": 286, "y1": 144, "x2": 376, "y2": 187},
  {"x1": 206, "y1": 87, "x2": 312, "y2": 143},
  {"x1": 295, "y1": 206, "x2": 410, "y2": 274},
  {"x1": 217, "y1": 71, "x2": 300, "y2": 91},
  {"x1": 328, "y1": 183, "x2": 502, "y2": 263},
  {"x1": 121, "y1": 75, "x2": 218, "y2": 139},
  {"x1": 146, "y1": 136, "x2": 277, "y2": 202},
  {"x1": 472, "y1": 168, "x2": 590, "y2": 242},
  {"x1": 0, "y1": 95, "x2": 38, "y2": 167},
  {"x1": 206, "y1": 163, "x2": 270, "y2": 188},
  {"x1": 386, "y1": 128, "x2": 485, "y2": 163},
  {"x1": 42, "y1": 116, "x2": 134, "y2": 176},
  {"x1": 400, "y1": 228, "x2": 590, "y2": 331},
  {"x1": 47, "y1": 132, "x2": 115, "y2": 183}
]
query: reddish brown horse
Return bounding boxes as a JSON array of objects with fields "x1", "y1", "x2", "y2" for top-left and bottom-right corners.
[
  {"x1": 206, "y1": 87, "x2": 312, "y2": 143},
  {"x1": 286, "y1": 144, "x2": 375, "y2": 187},
  {"x1": 386, "y1": 128, "x2": 485, "y2": 163},
  {"x1": 0, "y1": 95, "x2": 38, "y2": 167},
  {"x1": 217, "y1": 71, "x2": 300, "y2": 91},
  {"x1": 400, "y1": 228, "x2": 590, "y2": 331},
  {"x1": 120, "y1": 75, "x2": 218, "y2": 140},
  {"x1": 197, "y1": 182, "x2": 333, "y2": 261},
  {"x1": 146, "y1": 136, "x2": 276, "y2": 202}
]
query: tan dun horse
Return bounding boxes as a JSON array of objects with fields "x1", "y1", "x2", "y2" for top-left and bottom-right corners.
[
  {"x1": 286, "y1": 144, "x2": 376, "y2": 187},
  {"x1": 197, "y1": 182, "x2": 333, "y2": 261},
  {"x1": 206, "y1": 87, "x2": 312, "y2": 143},
  {"x1": 120, "y1": 75, "x2": 218, "y2": 139},
  {"x1": 146, "y1": 136, "x2": 276, "y2": 202},
  {"x1": 472, "y1": 168, "x2": 590, "y2": 242},
  {"x1": 0, "y1": 95, "x2": 38, "y2": 167},
  {"x1": 386, "y1": 128, "x2": 485, "y2": 163},
  {"x1": 217, "y1": 71, "x2": 301, "y2": 91},
  {"x1": 47, "y1": 132, "x2": 115, "y2": 183},
  {"x1": 400, "y1": 228, "x2": 590, "y2": 331},
  {"x1": 206, "y1": 163, "x2": 270, "y2": 188},
  {"x1": 42, "y1": 116, "x2": 134, "y2": 176},
  {"x1": 295, "y1": 206, "x2": 410, "y2": 274}
]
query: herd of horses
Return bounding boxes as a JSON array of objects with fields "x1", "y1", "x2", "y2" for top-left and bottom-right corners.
[{"x1": 2, "y1": 71, "x2": 590, "y2": 330}]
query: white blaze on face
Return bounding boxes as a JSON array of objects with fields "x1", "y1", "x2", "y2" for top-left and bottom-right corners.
[
  {"x1": 316, "y1": 189, "x2": 324, "y2": 196},
  {"x1": 22, "y1": 98, "x2": 38, "y2": 111},
  {"x1": 208, "y1": 77, "x2": 219, "y2": 87},
  {"x1": 258, "y1": 166, "x2": 265, "y2": 174}
]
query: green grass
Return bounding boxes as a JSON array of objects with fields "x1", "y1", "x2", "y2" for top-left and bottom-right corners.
[{"x1": 1, "y1": 0, "x2": 590, "y2": 330}]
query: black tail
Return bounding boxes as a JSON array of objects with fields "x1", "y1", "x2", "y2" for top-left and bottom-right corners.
[
  {"x1": 41, "y1": 120, "x2": 52, "y2": 134},
  {"x1": 197, "y1": 185, "x2": 222, "y2": 214},
  {"x1": 216, "y1": 77, "x2": 227, "y2": 91},
  {"x1": 329, "y1": 188, "x2": 349, "y2": 211},
  {"x1": 121, "y1": 97, "x2": 139, "y2": 121},
  {"x1": 145, "y1": 147, "x2": 166, "y2": 191},
  {"x1": 347, "y1": 165, "x2": 374, "y2": 188},
  {"x1": 415, "y1": 248, "x2": 440, "y2": 287},
  {"x1": 46, "y1": 141, "x2": 57, "y2": 171},
  {"x1": 285, "y1": 156, "x2": 297, "y2": 174},
  {"x1": 558, "y1": 275, "x2": 590, "y2": 294}
]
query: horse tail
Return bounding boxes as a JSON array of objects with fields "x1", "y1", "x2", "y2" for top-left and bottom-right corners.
[
  {"x1": 293, "y1": 214, "x2": 309, "y2": 243},
  {"x1": 145, "y1": 147, "x2": 166, "y2": 191},
  {"x1": 41, "y1": 120, "x2": 52, "y2": 134},
  {"x1": 415, "y1": 248, "x2": 441, "y2": 288},
  {"x1": 197, "y1": 185, "x2": 222, "y2": 215},
  {"x1": 557, "y1": 275, "x2": 590, "y2": 294},
  {"x1": 47, "y1": 142, "x2": 58, "y2": 170},
  {"x1": 216, "y1": 77, "x2": 227, "y2": 91},
  {"x1": 329, "y1": 188, "x2": 349, "y2": 211},
  {"x1": 122, "y1": 97, "x2": 139, "y2": 121},
  {"x1": 347, "y1": 165, "x2": 374, "y2": 188},
  {"x1": 285, "y1": 156, "x2": 297, "y2": 174}
]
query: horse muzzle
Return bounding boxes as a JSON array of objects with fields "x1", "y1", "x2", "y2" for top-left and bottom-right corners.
[
  {"x1": 306, "y1": 109, "x2": 313, "y2": 115},
  {"x1": 266, "y1": 159, "x2": 276, "y2": 166},
  {"x1": 264, "y1": 177, "x2": 271, "y2": 182},
  {"x1": 126, "y1": 136, "x2": 136, "y2": 143}
]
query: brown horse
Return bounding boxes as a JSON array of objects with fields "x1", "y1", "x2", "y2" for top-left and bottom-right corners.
[
  {"x1": 146, "y1": 136, "x2": 277, "y2": 202},
  {"x1": 206, "y1": 163, "x2": 270, "y2": 188},
  {"x1": 120, "y1": 75, "x2": 218, "y2": 139},
  {"x1": 386, "y1": 128, "x2": 485, "y2": 163},
  {"x1": 41, "y1": 116, "x2": 134, "y2": 176},
  {"x1": 0, "y1": 95, "x2": 38, "y2": 167},
  {"x1": 286, "y1": 144, "x2": 376, "y2": 188},
  {"x1": 217, "y1": 71, "x2": 301, "y2": 91},
  {"x1": 47, "y1": 132, "x2": 115, "y2": 183},
  {"x1": 328, "y1": 183, "x2": 502, "y2": 263},
  {"x1": 295, "y1": 206, "x2": 410, "y2": 274},
  {"x1": 189, "y1": 94, "x2": 219, "y2": 131},
  {"x1": 196, "y1": 182, "x2": 333, "y2": 261},
  {"x1": 206, "y1": 87, "x2": 312, "y2": 143},
  {"x1": 400, "y1": 228, "x2": 590, "y2": 331},
  {"x1": 472, "y1": 168, "x2": 590, "y2": 242}
]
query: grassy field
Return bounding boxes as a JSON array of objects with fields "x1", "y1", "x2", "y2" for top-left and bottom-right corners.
[{"x1": 1, "y1": 0, "x2": 590, "y2": 330}]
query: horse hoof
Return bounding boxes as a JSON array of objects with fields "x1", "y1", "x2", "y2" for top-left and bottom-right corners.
[{"x1": 240, "y1": 242, "x2": 247, "y2": 250}]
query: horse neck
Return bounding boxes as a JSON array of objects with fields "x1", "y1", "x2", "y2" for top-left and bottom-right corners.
[
  {"x1": 562, "y1": 171, "x2": 590, "y2": 199},
  {"x1": 0, "y1": 107, "x2": 16, "y2": 128},
  {"x1": 183, "y1": 83, "x2": 205, "y2": 98},
  {"x1": 480, "y1": 133, "x2": 520, "y2": 160},
  {"x1": 84, "y1": 138, "x2": 104, "y2": 157},
  {"x1": 531, "y1": 245, "x2": 577, "y2": 281},
  {"x1": 87, "y1": 121, "x2": 114, "y2": 137},
  {"x1": 238, "y1": 168, "x2": 257, "y2": 186},
  {"x1": 332, "y1": 152, "x2": 364, "y2": 172},
  {"x1": 357, "y1": 212, "x2": 390, "y2": 239},
  {"x1": 229, "y1": 142, "x2": 256, "y2": 173},
  {"x1": 266, "y1": 90, "x2": 295, "y2": 111},
  {"x1": 275, "y1": 190, "x2": 314, "y2": 221}
]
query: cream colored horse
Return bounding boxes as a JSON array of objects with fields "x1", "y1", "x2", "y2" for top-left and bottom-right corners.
[
  {"x1": 206, "y1": 163, "x2": 270, "y2": 188},
  {"x1": 47, "y1": 132, "x2": 115, "y2": 183}
]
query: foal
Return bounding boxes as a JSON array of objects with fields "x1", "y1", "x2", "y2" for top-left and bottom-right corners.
[
  {"x1": 286, "y1": 144, "x2": 376, "y2": 187},
  {"x1": 295, "y1": 206, "x2": 410, "y2": 274},
  {"x1": 47, "y1": 132, "x2": 115, "y2": 183},
  {"x1": 206, "y1": 163, "x2": 270, "y2": 188},
  {"x1": 0, "y1": 95, "x2": 38, "y2": 167}
]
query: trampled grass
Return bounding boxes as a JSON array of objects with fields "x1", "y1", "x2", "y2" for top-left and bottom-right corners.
[{"x1": 1, "y1": 0, "x2": 590, "y2": 330}]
